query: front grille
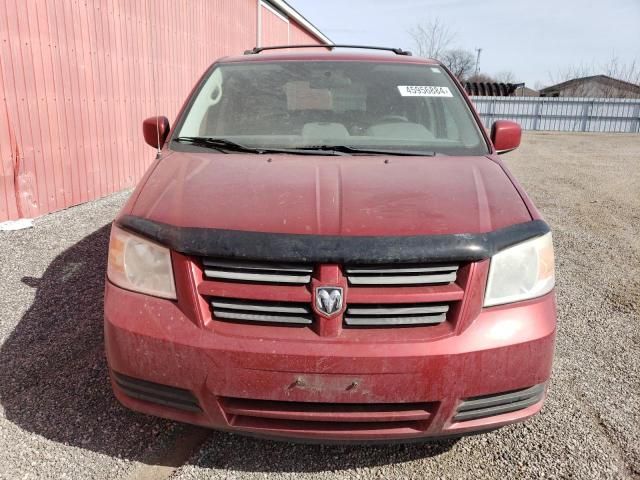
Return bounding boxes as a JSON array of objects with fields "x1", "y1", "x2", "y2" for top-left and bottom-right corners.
[
  {"x1": 202, "y1": 258, "x2": 313, "y2": 284},
  {"x1": 197, "y1": 258, "x2": 470, "y2": 335},
  {"x1": 112, "y1": 371, "x2": 202, "y2": 412},
  {"x1": 220, "y1": 397, "x2": 436, "y2": 433},
  {"x1": 454, "y1": 384, "x2": 545, "y2": 422},
  {"x1": 211, "y1": 297, "x2": 313, "y2": 325},
  {"x1": 344, "y1": 303, "x2": 449, "y2": 326},
  {"x1": 345, "y1": 264, "x2": 459, "y2": 286}
]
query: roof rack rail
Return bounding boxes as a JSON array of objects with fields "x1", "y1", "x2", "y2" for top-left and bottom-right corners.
[{"x1": 244, "y1": 44, "x2": 413, "y2": 56}]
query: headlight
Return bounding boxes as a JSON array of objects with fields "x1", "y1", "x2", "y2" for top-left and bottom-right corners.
[
  {"x1": 484, "y1": 232, "x2": 555, "y2": 307},
  {"x1": 107, "y1": 224, "x2": 177, "y2": 299}
]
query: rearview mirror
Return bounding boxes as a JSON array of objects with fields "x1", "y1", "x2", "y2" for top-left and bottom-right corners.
[
  {"x1": 142, "y1": 116, "x2": 170, "y2": 149},
  {"x1": 490, "y1": 120, "x2": 521, "y2": 154}
]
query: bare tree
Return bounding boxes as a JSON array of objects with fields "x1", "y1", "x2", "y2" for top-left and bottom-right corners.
[
  {"x1": 533, "y1": 81, "x2": 546, "y2": 91},
  {"x1": 466, "y1": 73, "x2": 496, "y2": 83},
  {"x1": 494, "y1": 71, "x2": 517, "y2": 84},
  {"x1": 441, "y1": 49, "x2": 475, "y2": 80},
  {"x1": 409, "y1": 18, "x2": 455, "y2": 60},
  {"x1": 602, "y1": 56, "x2": 640, "y2": 85},
  {"x1": 546, "y1": 56, "x2": 640, "y2": 97},
  {"x1": 547, "y1": 62, "x2": 593, "y2": 87}
]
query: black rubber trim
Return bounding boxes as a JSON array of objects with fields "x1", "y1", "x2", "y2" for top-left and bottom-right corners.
[
  {"x1": 113, "y1": 372, "x2": 202, "y2": 413},
  {"x1": 218, "y1": 426, "x2": 500, "y2": 446},
  {"x1": 117, "y1": 215, "x2": 550, "y2": 264},
  {"x1": 453, "y1": 384, "x2": 545, "y2": 422},
  {"x1": 457, "y1": 384, "x2": 545, "y2": 412},
  {"x1": 453, "y1": 393, "x2": 543, "y2": 422}
]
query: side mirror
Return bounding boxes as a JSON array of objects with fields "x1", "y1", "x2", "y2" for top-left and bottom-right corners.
[
  {"x1": 490, "y1": 120, "x2": 521, "y2": 154},
  {"x1": 142, "y1": 116, "x2": 170, "y2": 149}
]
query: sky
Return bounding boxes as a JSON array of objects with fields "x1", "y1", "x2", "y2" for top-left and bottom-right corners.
[{"x1": 287, "y1": 0, "x2": 640, "y2": 88}]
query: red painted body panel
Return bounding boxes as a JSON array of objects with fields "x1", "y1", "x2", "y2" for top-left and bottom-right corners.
[
  {"x1": 105, "y1": 278, "x2": 556, "y2": 441},
  {"x1": 130, "y1": 153, "x2": 531, "y2": 235},
  {"x1": 142, "y1": 116, "x2": 170, "y2": 149},
  {"x1": 491, "y1": 120, "x2": 522, "y2": 152}
]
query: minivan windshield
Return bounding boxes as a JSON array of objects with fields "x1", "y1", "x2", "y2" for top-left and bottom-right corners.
[{"x1": 174, "y1": 61, "x2": 489, "y2": 156}]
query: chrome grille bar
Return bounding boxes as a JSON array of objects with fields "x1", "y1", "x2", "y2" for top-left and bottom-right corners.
[
  {"x1": 345, "y1": 264, "x2": 458, "y2": 286},
  {"x1": 344, "y1": 304, "x2": 449, "y2": 326},
  {"x1": 211, "y1": 298, "x2": 312, "y2": 325},
  {"x1": 203, "y1": 259, "x2": 312, "y2": 284},
  {"x1": 211, "y1": 300, "x2": 309, "y2": 314},
  {"x1": 347, "y1": 305, "x2": 449, "y2": 315}
]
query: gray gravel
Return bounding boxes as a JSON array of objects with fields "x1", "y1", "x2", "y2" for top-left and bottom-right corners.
[
  {"x1": 1, "y1": 132, "x2": 639, "y2": 479},
  {"x1": 0, "y1": 191, "x2": 199, "y2": 480}
]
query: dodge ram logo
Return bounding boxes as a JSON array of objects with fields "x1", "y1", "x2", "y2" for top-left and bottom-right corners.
[{"x1": 315, "y1": 287, "x2": 343, "y2": 316}]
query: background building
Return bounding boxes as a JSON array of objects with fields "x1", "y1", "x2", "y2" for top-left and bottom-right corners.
[
  {"x1": 540, "y1": 75, "x2": 640, "y2": 98},
  {"x1": 0, "y1": 0, "x2": 329, "y2": 222}
]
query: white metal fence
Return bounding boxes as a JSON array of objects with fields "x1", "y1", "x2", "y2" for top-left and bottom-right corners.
[{"x1": 470, "y1": 96, "x2": 640, "y2": 133}]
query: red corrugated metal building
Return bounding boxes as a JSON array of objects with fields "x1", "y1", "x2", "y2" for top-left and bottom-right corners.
[{"x1": 0, "y1": 0, "x2": 329, "y2": 221}]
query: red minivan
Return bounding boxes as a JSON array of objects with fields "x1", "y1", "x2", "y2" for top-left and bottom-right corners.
[{"x1": 104, "y1": 46, "x2": 556, "y2": 443}]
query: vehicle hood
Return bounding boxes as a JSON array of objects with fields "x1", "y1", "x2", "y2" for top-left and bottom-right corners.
[{"x1": 129, "y1": 151, "x2": 531, "y2": 236}]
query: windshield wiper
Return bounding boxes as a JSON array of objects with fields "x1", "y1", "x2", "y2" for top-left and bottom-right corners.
[
  {"x1": 173, "y1": 137, "x2": 345, "y2": 155},
  {"x1": 297, "y1": 145, "x2": 437, "y2": 156},
  {"x1": 174, "y1": 137, "x2": 262, "y2": 153},
  {"x1": 174, "y1": 138, "x2": 436, "y2": 156}
]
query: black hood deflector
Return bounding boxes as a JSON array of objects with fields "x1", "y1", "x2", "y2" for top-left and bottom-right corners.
[{"x1": 117, "y1": 215, "x2": 550, "y2": 264}]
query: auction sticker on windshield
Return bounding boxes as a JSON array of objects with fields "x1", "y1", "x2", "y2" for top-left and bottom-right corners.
[{"x1": 397, "y1": 85, "x2": 453, "y2": 97}]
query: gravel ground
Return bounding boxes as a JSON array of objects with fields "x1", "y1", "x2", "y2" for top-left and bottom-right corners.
[
  {"x1": 0, "y1": 190, "x2": 200, "y2": 480},
  {"x1": 0, "y1": 132, "x2": 638, "y2": 479}
]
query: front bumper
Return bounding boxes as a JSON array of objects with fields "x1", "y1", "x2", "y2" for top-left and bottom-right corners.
[{"x1": 104, "y1": 282, "x2": 556, "y2": 442}]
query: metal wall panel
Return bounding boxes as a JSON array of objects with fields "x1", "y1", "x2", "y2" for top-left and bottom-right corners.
[
  {"x1": 471, "y1": 96, "x2": 640, "y2": 133},
  {"x1": 260, "y1": 3, "x2": 289, "y2": 47},
  {"x1": 289, "y1": 21, "x2": 322, "y2": 45},
  {"x1": 0, "y1": 0, "x2": 323, "y2": 221}
]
